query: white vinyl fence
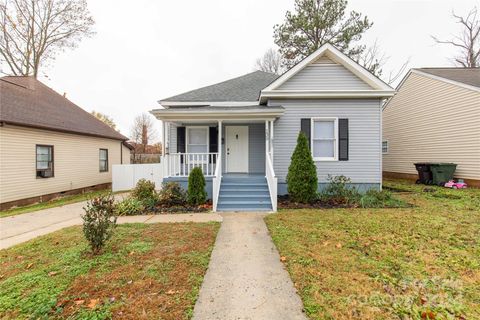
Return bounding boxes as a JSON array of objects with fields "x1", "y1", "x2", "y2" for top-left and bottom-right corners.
[{"x1": 112, "y1": 163, "x2": 164, "y2": 192}]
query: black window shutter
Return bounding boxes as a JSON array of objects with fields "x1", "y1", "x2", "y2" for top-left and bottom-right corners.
[
  {"x1": 209, "y1": 127, "x2": 218, "y2": 163},
  {"x1": 177, "y1": 127, "x2": 186, "y2": 153},
  {"x1": 338, "y1": 119, "x2": 349, "y2": 161},
  {"x1": 300, "y1": 118, "x2": 311, "y2": 149},
  {"x1": 209, "y1": 127, "x2": 218, "y2": 153}
]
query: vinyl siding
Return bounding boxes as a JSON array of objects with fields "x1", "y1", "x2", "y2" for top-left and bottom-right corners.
[
  {"x1": 278, "y1": 56, "x2": 372, "y2": 90},
  {"x1": 383, "y1": 72, "x2": 480, "y2": 180},
  {"x1": 0, "y1": 125, "x2": 129, "y2": 203},
  {"x1": 168, "y1": 123, "x2": 265, "y2": 174},
  {"x1": 268, "y1": 99, "x2": 382, "y2": 183}
]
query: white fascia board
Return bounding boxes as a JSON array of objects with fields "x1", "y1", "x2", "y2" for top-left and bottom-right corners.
[
  {"x1": 411, "y1": 69, "x2": 480, "y2": 92},
  {"x1": 260, "y1": 90, "x2": 395, "y2": 103},
  {"x1": 262, "y1": 43, "x2": 393, "y2": 92},
  {"x1": 150, "y1": 108, "x2": 285, "y2": 121},
  {"x1": 159, "y1": 101, "x2": 260, "y2": 108}
]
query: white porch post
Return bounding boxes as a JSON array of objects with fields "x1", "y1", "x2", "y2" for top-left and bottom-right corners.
[
  {"x1": 161, "y1": 120, "x2": 166, "y2": 156},
  {"x1": 270, "y1": 120, "x2": 274, "y2": 161},
  {"x1": 218, "y1": 120, "x2": 222, "y2": 175},
  {"x1": 265, "y1": 120, "x2": 269, "y2": 153}
]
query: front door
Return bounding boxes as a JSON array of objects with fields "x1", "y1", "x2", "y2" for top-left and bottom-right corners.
[{"x1": 226, "y1": 126, "x2": 249, "y2": 173}]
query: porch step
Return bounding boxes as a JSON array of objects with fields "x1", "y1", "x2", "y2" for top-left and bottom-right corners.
[{"x1": 217, "y1": 176, "x2": 273, "y2": 212}]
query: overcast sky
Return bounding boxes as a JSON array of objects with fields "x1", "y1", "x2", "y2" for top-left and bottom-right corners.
[{"x1": 38, "y1": 0, "x2": 478, "y2": 140}]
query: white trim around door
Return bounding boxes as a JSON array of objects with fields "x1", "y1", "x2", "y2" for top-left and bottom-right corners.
[{"x1": 225, "y1": 126, "x2": 249, "y2": 173}]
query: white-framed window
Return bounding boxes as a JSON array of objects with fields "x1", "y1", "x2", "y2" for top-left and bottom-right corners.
[
  {"x1": 311, "y1": 118, "x2": 338, "y2": 161},
  {"x1": 99, "y1": 149, "x2": 109, "y2": 172},
  {"x1": 382, "y1": 140, "x2": 388, "y2": 154},
  {"x1": 186, "y1": 126, "x2": 209, "y2": 153},
  {"x1": 36, "y1": 145, "x2": 54, "y2": 178}
]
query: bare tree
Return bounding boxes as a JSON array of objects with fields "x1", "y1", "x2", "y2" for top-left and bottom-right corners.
[
  {"x1": 254, "y1": 48, "x2": 284, "y2": 74},
  {"x1": 91, "y1": 111, "x2": 117, "y2": 130},
  {"x1": 0, "y1": 0, "x2": 95, "y2": 77},
  {"x1": 130, "y1": 113, "x2": 158, "y2": 153},
  {"x1": 432, "y1": 7, "x2": 480, "y2": 67},
  {"x1": 356, "y1": 40, "x2": 410, "y2": 85}
]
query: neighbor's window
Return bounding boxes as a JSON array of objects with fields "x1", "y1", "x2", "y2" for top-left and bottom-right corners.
[
  {"x1": 36, "y1": 145, "x2": 54, "y2": 178},
  {"x1": 99, "y1": 149, "x2": 108, "y2": 172},
  {"x1": 312, "y1": 118, "x2": 337, "y2": 160},
  {"x1": 382, "y1": 141, "x2": 388, "y2": 154},
  {"x1": 186, "y1": 127, "x2": 209, "y2": 153}
]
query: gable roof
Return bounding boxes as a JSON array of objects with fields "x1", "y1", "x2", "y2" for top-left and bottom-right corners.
[
  {"x1": 160, "y1": 71, "x2": 279, "y2": 105},
  {"x1": 259, "y1": 43, "x2": 395, "y2": 103},
  {"x1": 0, "y1": 76, "x2": 127, "y2": 141},
  {"x1": 414, "y1": 68, "x2": 480, "y2": 89}
]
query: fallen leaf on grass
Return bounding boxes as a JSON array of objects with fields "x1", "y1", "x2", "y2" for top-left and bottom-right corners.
[
  {"x1": 74, "y1": 300, "x2": 85, "y2": 305},
  {"x1": 280, "y1": 256, "x2": 287, "y2": 262},
  {"x1": 322, "y1": 241, "x2": 329, "y2": 247},
  {"x1": 335, "y1": 243, "x2": 342, "y2": 249},
  {"x1": 26, "y1": 263, "x2": 33, "y2": 269},
  {"x1": 48, "y1": 271, "x2": 58, "y2": 276},
  {"x1": 166, "y1": 289, "x2": 179, "y2": 295},
  {"x1": 421, "y1": 311, "x2": 436, "y2": 319},
  {"x1": 87, "y1": 299, "x2": 99, "y2": 309}
]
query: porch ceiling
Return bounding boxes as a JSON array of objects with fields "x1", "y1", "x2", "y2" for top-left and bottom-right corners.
[{"x1": 150, "y1": 106, "x2": 284, "y2": 121}]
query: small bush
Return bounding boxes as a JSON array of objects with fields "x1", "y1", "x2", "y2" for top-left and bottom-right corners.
[
  {"x1": 82, "y1": 194, "x2": 117, "y2": 254},
  {"x1": 187, "y1": 167, "x2": 207, "y2": 206},
  {"x1": 286, "y1": 132, "x2": 318, "y2": 203},
  {"x1": 360, "y1": 189, "x2": 409, "y2": 208},
  {"x1": 158, "y1": 182, "x2": 186, "y2": 206},
  {"x1": 320, "y1": 175, "x2": 360, "y2": 205},
  {"x1": 132, "y1": 179, "x2": 157, "y2": 202},
  {"x1": 116, "y1": 197, "x2": 145, "y2": 216}
]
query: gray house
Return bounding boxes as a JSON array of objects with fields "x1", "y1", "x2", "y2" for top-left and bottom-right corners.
[{"x1": 151, "y1": 44, "x2": 395, "y2": 212}]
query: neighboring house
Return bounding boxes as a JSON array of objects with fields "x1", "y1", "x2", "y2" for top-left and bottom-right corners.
[
  {"x1": 151, "y1": 43, "x2": 395, "y2": 212},
  {"x1": 0, "y1": 76, "x2": 132, "y2": 210},
  {"x1": 383, "y1": 68, "x2": 480, "y2": 187}
]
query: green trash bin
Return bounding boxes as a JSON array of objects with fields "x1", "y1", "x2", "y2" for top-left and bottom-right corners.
[{"x1": 430, "y1": 163, "x2": 457, "y2": 186}]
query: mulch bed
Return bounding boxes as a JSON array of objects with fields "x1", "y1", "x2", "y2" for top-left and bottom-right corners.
[
  {"x1": 278, "y1": 195, "x2": 354, "y2": 209},
  {"x1": 151, "y1": 201, "x2": 212, "y2": 214}
]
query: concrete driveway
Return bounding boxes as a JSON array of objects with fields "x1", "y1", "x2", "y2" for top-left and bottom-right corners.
[
  {"x1": 193, "y1": 213, "x2": 306, "y2": 320},
  {"x1": 0, "y1": 197, "x2": 222, "y2": 249}
]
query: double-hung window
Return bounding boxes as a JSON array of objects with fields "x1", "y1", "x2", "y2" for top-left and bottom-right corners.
[
  {"x1": 312, "y1": 118, "x2": 337, "y2": 161},
  {"x1": 99, "y1": 149, "x2": 109, "y2": 172},
  {"x1": 186, "y1": 127, "x2": 209, "y2": 153},
  {"x1": 36, "y1": 145, "x2": 54, "y2": 178}
]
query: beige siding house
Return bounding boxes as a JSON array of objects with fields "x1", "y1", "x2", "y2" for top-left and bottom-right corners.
[
  {"x1": 0, "y1": 76, "x2": 132, "y2": 209},
  {"x1": 383, "y1": 68, "x2": 480, "y2": 186}
]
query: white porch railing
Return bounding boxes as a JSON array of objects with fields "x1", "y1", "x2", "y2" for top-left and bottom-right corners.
[
  {"x1": 164, "y1": 153, "x2": 218, "y2": 177},
  {"x1": 265, "y1": 151, "x2": 277, "y2": 212},
  {"x1": 212, "y1": 153, "x2": 222, "y2": 212}
]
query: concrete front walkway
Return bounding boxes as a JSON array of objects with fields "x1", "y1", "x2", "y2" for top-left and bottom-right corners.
[
  {"x1": 0, "y1": 199, "x2": 222, "y2": 250},
  {"x1": 193, "y1": 213, "x2": 306, "y2": 320}
]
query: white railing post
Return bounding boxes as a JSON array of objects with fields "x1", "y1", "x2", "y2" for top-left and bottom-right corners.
[
  {"x1": 213, "y1": 121, "x2": 222, "y2": 212},
  {"x1": 265, "y1": 152, "x2": 278, "y2": 212}
]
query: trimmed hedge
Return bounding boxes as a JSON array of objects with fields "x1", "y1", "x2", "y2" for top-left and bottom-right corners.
[
  {"x1": 286, "y1": 132, "x2": 318, "y2": 203},
  {"x1": 187, "y1": 167, "x2": 207, "y2": 206}
]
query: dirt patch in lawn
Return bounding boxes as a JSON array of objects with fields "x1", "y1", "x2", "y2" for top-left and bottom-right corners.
[{"x1": 0, "y1": 222, "x2": 220, "y2": 320}]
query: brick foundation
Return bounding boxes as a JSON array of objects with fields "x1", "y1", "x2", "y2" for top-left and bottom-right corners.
[{"x1": 0, "y1": 183, "x2": 111, "y2": 211}]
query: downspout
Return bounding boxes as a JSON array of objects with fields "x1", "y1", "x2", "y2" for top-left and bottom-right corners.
[{"x1": 120, "y1": 142, "x2": 123, "y2": 164}]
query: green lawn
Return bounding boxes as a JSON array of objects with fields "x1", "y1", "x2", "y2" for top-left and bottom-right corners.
[
  {"x1": 0, "y1": 222, "x2": 220, "y2": 320},
  {"x1": 265, "y1": 179, "x2": 480, "y2": 320},
  {"x1": 0, "y1": 190, "x2": 114, "y2": 218}
]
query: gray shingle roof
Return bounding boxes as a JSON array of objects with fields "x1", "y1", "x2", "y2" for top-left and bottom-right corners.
[
  {"x1": 416, "y1": 68, "x2": 480, "y2": 88},
  {"x1": 0, "y1": 76, "x2": 127, "y2": 140},
  {"x1": 160, "y1": 70, "x2": 279, "y2": 103}
]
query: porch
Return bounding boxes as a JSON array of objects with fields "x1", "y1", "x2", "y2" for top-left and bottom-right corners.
[{"x1": 151, "y1": 106, "x2": 284, "y2": 211}]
